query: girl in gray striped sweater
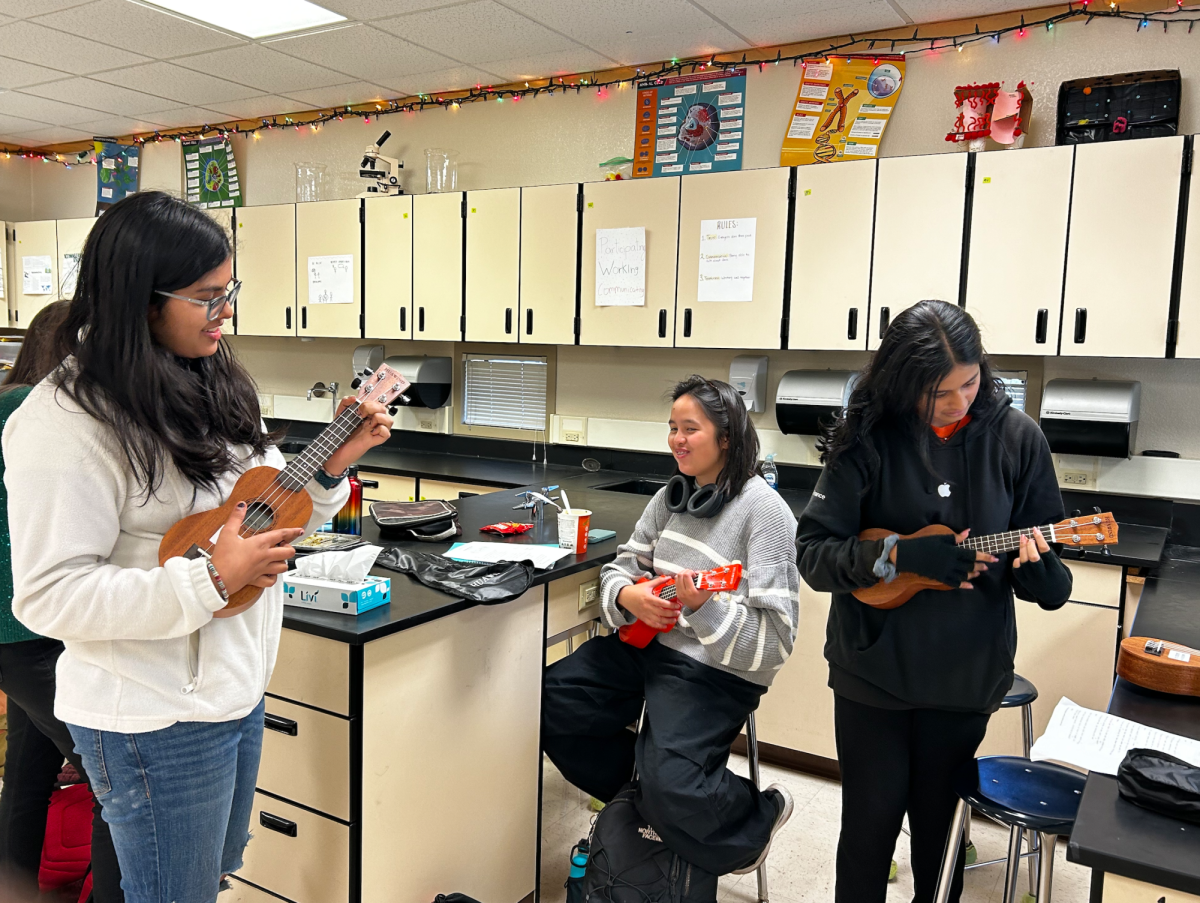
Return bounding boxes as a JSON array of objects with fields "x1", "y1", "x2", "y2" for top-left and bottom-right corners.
[{"x1": 542, "y1": 376, "x2": 800, "y2": 877}]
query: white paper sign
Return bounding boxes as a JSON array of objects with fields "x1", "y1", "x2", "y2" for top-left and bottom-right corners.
[
  {"x1": 60, "y1": 252, "x2": 82, "y2": 298},
  {"x1": 1031, "y1": 697, "x2": 1200, "y2": 775},
  {"x1": 698, "y1": 218, "x2": 756, "y2": 303},
  {"x1": 22, "y1": 256, "x2": 52, "y2": 295},
  {"x1": 595, "y1": 227, "x2": 646, "y2": 307},
  {"x1": 308, "y1": 255, "x2": 354, "y2": 305}
]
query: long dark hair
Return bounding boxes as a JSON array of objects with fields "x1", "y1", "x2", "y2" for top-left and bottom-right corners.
[
  {"x1": 670, "y1": 375, "x2": 761, "y2": 498},
  {"x1": 54, "y1": 191, "x2": 270, "y2": 494},
  {"x1": 2, "y1": 300, "x2": 71, "y2": 391},
  {"x1": 818, "y1": 300, "x2": 999, "y2": 477}
]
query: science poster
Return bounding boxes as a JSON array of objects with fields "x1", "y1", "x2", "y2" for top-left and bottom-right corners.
[
  {"x1": 183, "y1": 137, "x2": 242, "y2": 209},
  {"x1": 781, "y1": 55, "x2": 905, "y2": 165},
  {"x1": 94, "y1": 140, "x2": 140, "y2": 213},
  {"x1": 633, "y1": 68, "x2": 746, "y2": 178}
]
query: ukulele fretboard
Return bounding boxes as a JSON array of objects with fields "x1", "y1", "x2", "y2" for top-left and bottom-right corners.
[
  {"x1": 275, "y1": 402, "x2": 365, "y2": 491},
  {"x1": 961, "y1": 526, "x2": 1054, "y2": 556}
]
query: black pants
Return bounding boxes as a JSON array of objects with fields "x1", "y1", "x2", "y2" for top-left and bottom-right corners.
[
  {"x1": 833, "y1": 694, "x2": 990, "y2": 903},
  {"x1": 0, "y1": 638, "x2": 123, "y2": 902},
  {"x1": 542, "y1": 633, "x2": 776, "y2": 875}
]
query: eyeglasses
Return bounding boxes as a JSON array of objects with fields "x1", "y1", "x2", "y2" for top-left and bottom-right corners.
[{"x1": 156, "y1": 279, "x2": 241, "y2": 320}]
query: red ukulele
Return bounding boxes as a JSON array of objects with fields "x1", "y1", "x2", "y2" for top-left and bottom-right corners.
[{"x1": 619, "y1": 563, "x2": 744, "y2": 648}]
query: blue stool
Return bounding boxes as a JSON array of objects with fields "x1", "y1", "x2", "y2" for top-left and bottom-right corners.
[{"x1": 932, "y1": 756, "x2": 1086, "y2": 903}]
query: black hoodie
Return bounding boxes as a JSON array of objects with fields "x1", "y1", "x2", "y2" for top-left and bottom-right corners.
[{"x1": 796, "y1": 396, "x2": 1070, "y2": 713}]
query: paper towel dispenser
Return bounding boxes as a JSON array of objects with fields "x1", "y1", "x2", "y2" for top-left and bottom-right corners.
[
  {"x1": 776, "y1": 370, "x2": 859, "y2": 436},
  {"x1": 382, "y1": 355, "x2": 452, "y2": 409},
  {"x1": 1039, "y1": 379, "x2": 1141, "y2": 458}
]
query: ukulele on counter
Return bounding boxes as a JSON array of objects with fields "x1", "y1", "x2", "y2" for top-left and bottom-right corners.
[
  {"x1": 619, "y1": 563, "x2": 743, "y2": 648},
  {"x1": 854, "y1": 512, "x2": 1119, "y2": 610},
  {"x1": 1117, "y1": 637, "x2": 1200, "y2": 697},
  {"x1": 159, "y1": 365, "x2": 410, "y2": 618}
]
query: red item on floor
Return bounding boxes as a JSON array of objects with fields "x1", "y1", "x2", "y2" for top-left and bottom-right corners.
[
  {"x1": 39, "y1": 782, "x2": 93, "y2": 895},
  {"x1": 480, "y1": 522, "x2": 535, "y2": 535}
]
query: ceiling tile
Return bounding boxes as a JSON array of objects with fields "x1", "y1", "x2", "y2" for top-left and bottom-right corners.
[
  {"x1": 2, "y1": 125, "x2": 92, "y2": 144},
  {"x1": 76, "y1": 114, "x2": 169, "y2": 137},
  {"x1": 280, "y1": 81, "x2": 395, "y2": 109},
  {"x1": 24, "y1": 76, "x2": 182, "y2": 116},
  {"x1": 317, "y1": 0, "x2": 460, "y2": 17},
  {"x1": 266, "y1": 23, "x2": 456, "y2": 87},
  {"x1": 397, "y1": 66, "x2": 507, "y2": 96},
  {"x1": 484, "y1": 47, "x2": 618, "y2": 82},
  {"x1": 693, "y1": 0, "x2": 905, "y2": 46},
  {"x1": 172, "y1": 44, "x2": 350, "y2": 95},
  {"x1": 0, "y1": 20, "x2": 151, "y2": 73},
  {"x1": 375, "y1": 1, "x2": 578, "y2": 65},
  {"x1": 895, "y1": 0, "x2": 1055, "y2": 24},
  {"x1": 0, "y1": 89, "x2": 97, "y2": 124},
  {"x1": 0, "y1": 0, "x2": 90, "y2": 17},
  {"x1": 500, "y1": 0, "x2": 746, "y2": 64},
  {"x1": 139, "y1": 105, "x2": 228, "y2": 128},
  {"x1": 202, "y1": 94, "x2": 316, "y2": 120},
  {"x1": 0, "y1": 54, "x2": 70, "y2": 88},
  {"x1": 92, "y1": 62, "x2": 261, "y2": 105},
  {"x1": 0, "y1": 112, "x2": 46, "y2": 133},
  {"x1": 32, "y1": 0, "x2": 244, "y2": 58}
]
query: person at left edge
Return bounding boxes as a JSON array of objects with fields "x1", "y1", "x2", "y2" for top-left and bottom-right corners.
[{"x1": 4, "y1": 192, "x2": 393, "y2": 903}]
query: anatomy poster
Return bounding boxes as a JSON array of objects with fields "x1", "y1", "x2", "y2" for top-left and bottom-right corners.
[
  {"x1": 634, "y1": 68, "x2": 746, "y2": 178},
  {"x1": 781, "y1": 55, "x2": 905, "y2": 166}
]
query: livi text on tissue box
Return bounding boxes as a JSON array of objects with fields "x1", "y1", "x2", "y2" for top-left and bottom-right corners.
[{"x1": 282, "y1": 574, "x2": 391, "y2": 615}]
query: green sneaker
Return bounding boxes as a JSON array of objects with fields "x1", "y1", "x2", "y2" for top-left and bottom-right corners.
[
  {"x1": 589, "y1": 797, "x2": 605, "y2": 812},
  {"x1": 965, "y1": 841, "x2": 977, "y2": 866},
  {"x1": 888, "y1": 859, "x2": 898, "y2": 882}
]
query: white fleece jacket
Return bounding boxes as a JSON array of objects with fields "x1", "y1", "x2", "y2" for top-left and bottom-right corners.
[{"x1": 3, "y1": 377, "x2": 349, "y2": 733}]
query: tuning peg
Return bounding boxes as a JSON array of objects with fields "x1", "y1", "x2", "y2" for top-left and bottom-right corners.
[
  {"x1": 350, "y1": 377, "x2": 362, "y2": 389},
  {"x1": 1092, "y1": 506, "x2": 1102, "y2": 515},
  {"x1": 360, "y1": 367, "x2": 375, "y2": 377},
  {"x1": 388, "y1": 406, "x2": 398, "y2": 416},
  {"x1": 1102, "y1": 546, "x2": 1111, "y2": 557},
  {"x1": 1071, "y1": 509, "x2": 1081, "y2": 518}
]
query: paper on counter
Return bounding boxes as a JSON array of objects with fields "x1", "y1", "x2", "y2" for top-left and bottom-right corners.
[
  {"x1": 444, "y1": 541, "x2": 572, "y2": 570},
  {"x1": 595, "y1": 227, "x2": 646, "y2": 307},
  {"x1": 308, "y1": 254, "x2": 354, "y2": 305},
  {"x1": 1030, "y1": 697, "x2": 1200, "y2": 775}
]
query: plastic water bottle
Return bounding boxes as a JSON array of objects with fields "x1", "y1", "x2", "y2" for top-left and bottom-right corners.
[
  {"x1": 762, "y1": 453, "x2": 780, "y2": 491},
  {"x1": 565, "y1": 839, "x2": 589, "y2": 902}
]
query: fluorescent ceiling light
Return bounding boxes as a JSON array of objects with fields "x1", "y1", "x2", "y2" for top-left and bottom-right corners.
[{"x1": 139, "y1": 0, "x2": 346, "y2": 39}]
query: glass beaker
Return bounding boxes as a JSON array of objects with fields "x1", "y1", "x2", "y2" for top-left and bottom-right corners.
[
  {"x1": 295, "y1": 162, "x2": 327, "y2": 203},
  {"x1": 425, "y1": 149, "x2": 458, "y2": 193}
]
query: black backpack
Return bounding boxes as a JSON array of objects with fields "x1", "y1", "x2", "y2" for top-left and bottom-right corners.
[{"x1": 582, "y1": 785, "x2": 717, "y2": 903}]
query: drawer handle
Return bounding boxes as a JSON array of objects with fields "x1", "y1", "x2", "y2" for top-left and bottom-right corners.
[
  {"x1": 264, "y1": 713, "x2": 298, "y2": 736},
  {"x1": 360, "y1": 479, "x2": 379, "y2": 489},
  {"x1": 1035, "y1": 308, "x2": 1048, "y2": 344},
  {"x1": 259, "y1": 812, "x2": 297, "y2": 837},
  {"x1": 285, "y1": 307, "x2": 291, "y2": 330},
  {"x1": 301, "y1": 307, "x2": 307, "y2": 330},
  {"x1": 847, "y1": 307, "x2": 858, "y2": 341},
  {"x1": 658, "y1": 309, "x2": 667, "y2": 338},
  {"x1": 399, "y1": 307, "x2": 406, "y2": 332},
  {"x1": 1073, "y1": 308, "x2": 1087, "y2": 344},
  {"x1": 526, "y1": 308, "x2": 533, "y2": 335},
  {"x1": 505, "y1": 307, "x2": 513, "y2": 334},
  {"x1": 879, "y1": 306, "x2": 890, "y2": 339},
  {"x1": 683, "y1": 308, "x2": 693, "y2": 338},
  {"x1": 419, "y1": 307, "x2": 425, "y2": 332}
]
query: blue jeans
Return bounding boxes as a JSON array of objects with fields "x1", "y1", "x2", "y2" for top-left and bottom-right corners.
[{"x1": 68, "y1": 699, "x2": 265, "y2": 903}]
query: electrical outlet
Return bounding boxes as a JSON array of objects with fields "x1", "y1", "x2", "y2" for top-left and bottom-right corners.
[
  {"x1": 1062, "y1": 471, "x2": 1090, "y2": 486},
  {"x1": 257, "y1": 394, "x2": 274, "y2": 417},
  {"x1": 564, "y1": 431, "x2": 583, "y2": 444},
  {"x1": 419, "y1": 419, "x2": 435, "y2": 431},
  {"x1": 578, "y1": 578, "x2": 599, "y2": 612}
]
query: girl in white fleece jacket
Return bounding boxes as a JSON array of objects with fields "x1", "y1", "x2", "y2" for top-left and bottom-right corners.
[{"x1": 4, "y1": 192, "x2": 393, "y2": 903}]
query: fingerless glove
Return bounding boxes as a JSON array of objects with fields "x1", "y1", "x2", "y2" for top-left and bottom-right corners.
[
  {"x1": 894, "y1": 533, "x2": 978, "y2": 587},
  {"x1": 1011, "y1": 547, "x2": 1073, "y2": 609}
]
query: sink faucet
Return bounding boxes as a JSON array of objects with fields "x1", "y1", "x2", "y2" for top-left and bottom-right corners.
[
  {"x1": 307, "y1": 381, "x2": 340, "y2": 418},
  {"x1": 513, "y1": 486, "x2": 562, "y2": 523}
]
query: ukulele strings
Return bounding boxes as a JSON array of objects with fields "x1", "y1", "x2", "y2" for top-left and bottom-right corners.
[
  {"x1": 961, "y1": 525, "x2": 1054, "y2": 555},
  {"x1": 1147, "y1": 638, "x2": 1200, "y2": 657}
]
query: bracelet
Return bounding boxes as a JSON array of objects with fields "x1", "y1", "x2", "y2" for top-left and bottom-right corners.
[
  {"x1": 314, "y1": 466, "x2": 349, "y2": 490},
  {"x1": 206, "y1": 559, "x2": 230, "y2": 603}
]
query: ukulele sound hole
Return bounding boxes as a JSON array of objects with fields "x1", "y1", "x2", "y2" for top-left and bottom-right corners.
[{"x1": 243, "y1": 501, "x2": 277, "y2": 533}]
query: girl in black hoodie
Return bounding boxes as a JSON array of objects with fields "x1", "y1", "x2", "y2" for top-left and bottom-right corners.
[{"x1": 796, "y1": 301, "x2": 1072, "y2": 903}]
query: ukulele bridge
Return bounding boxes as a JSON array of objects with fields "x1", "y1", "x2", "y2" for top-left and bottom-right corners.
[
  {"x1": 182, "y1": 544, "x2": 211, "y2": 561},
  {"x1": 1145, "y1": 640, "x2": 1165, "y2": 656}
]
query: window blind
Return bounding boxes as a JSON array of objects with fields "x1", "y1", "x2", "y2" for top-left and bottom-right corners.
[
  {"x1": 995, "y1": 370, "x2": 1028, "y2": 412},
  {"x1": 462, "y1": 355, "x2": 548, "y2": 431}
]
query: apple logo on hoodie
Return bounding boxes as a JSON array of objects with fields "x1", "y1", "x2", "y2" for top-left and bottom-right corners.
[{"x1": 938, "y1": 483, "x2": 952, "y2": 498}]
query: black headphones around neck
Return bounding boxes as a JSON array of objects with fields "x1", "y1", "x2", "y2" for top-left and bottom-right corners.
[{"x1": 665, "y1": 474, "x2": 727, "y2": 519}]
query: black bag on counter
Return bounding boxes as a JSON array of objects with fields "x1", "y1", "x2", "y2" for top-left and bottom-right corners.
[
  {"x1": 375, "y1": 547, "x2": 534, "y2": 604},
  {"x1": 370, "y1": 500, "x2": 461, "y2": 542},
  {"x1": 432, "y1": 895, "x2": 483, "y2": 903},
  {"x1": 582, "y1": 784, "x2": 717, "y2": 903},
  {"x1": 1117, "y1": 748, "x2": 1200, "y2": 825}
]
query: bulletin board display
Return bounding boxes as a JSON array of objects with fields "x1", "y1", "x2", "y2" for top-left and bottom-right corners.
[
  {"x1": 781, "y1": 55, "x2": 905, "y2": 166},
  {"x1": 633, "y1": 68, "x2": 746, "y2": 178},
  {"x1": 184, "y1": 137, "x2": 243, "y2": 209},
  {"x1": 94, "y1": 141, "x2": 140, "y2": 214}
]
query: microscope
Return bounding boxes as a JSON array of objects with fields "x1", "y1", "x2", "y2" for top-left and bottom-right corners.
[{"x1": 356, "y1": 130, "x2": 404, "y2": 198}]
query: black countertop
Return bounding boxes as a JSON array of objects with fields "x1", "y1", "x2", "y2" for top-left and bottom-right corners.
[
  {"x1": 1059, "y1": 522, "x2": 1168, "y2": 570},
  {"x1": 1066, "y1": 557, "x2": 1200, "y2": 894}
]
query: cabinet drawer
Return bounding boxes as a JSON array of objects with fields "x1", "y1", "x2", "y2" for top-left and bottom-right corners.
[
  {"x1": 258, "y1": 697, "x2": 351, "y2": 820},
  {"x1": 268, "y1": 629, "x2": 350, "y2": 716},
  {"x1": 1063, "y1": 560, "x2": 1122, "y2": 608},
  {"x1": 418, "y1": 478, "x2": 501, "y2": 500},
  {"x1": 1104, "y1": 873, "x2": 1200, "y2": 902},
  {"x1": 238, "y1": 793, "x2": 350, "y2": 903},
  {"x1": 360, "y1": 471, "x2": 415, "y2": 502},
  {"x1": 547, "y1": 568, "x2": 600, "y2": 639}
]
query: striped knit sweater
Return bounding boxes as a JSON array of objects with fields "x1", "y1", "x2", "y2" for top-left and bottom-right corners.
[{"x1": 600, "y1": 475, "x2": 800, "y2": 686}]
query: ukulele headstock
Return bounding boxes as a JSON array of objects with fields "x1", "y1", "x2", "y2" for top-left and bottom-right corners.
[
  {"x1": 353, "y1": 363, "x2": 411, "y2": 408},
  {"x1": 1051, "y1": 511, "x2": 1119, "y2": 547},
  {"x1": 695, "y1": 562, "x2": 744, "y2": 592}
]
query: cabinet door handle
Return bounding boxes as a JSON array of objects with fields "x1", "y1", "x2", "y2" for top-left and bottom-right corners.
[
  {"x1": 1073, "y1": 308, "x2": 1087, "y2": 344},
  {"x1": 683, "y1": 308, "x2": 693, "y2": 338},
  {"x1": 263, "y1": 713, "x2": 298, "y2": 736},
  {"x1": 505, "y1": 308, "x2": 512, "y2": 335},
  {"x1": 658, "y1": 309, "x2": 667, "y2": 338},
  {"x1": 419, "y1": 307, "x2": 425, "y2": 332},
  {"x1": 285, "y1": 308, "x2": 291, "y2": 330},
  {"x1": 259, "y1": 812, "x2": 297, "y2": 837},
  {"x1": 1035, "y1": 309, "x2": 1048, "y2": 344},
  {"x1": 879, "y1": 307, "x2": 890, "y2": 338},
  {"x1": 360, "y1": 479, "x2": 379, "y2": 489},
  {"x1": 847, "y1": 308, "x2": 858, "y2": 341},
  {"x1": 526, "y1": 308, "x2": 533, "y2": 335},
  {"x1": 399, "y1": 307, "x2": 406, "y2": 333},
  {"x1": 301, "y1": 307, "x2": 307, "y2": 330}
]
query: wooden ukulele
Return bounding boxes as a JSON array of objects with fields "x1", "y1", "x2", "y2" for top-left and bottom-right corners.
[
  {"x1": 159, "y1": 365, "x2": 410, "y2": 618},
  {"x1": 1117, "y1": 637, "x2": 1200, "y2": 697},
  {"x1": 854, "y1": 512, "x2": 1119, "y2": 610},
  {"x1": 619, "y1": 563, "x2": 743, "y2": 648}
]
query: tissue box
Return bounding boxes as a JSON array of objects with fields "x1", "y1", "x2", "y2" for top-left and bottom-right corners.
[{"x1": 282, "y1": 574, "x2": 391, "y2": 616}]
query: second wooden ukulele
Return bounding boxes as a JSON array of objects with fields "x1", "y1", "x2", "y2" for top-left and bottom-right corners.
[
  {"x1": 159, "y1": 365, "x2": 410, "y2": 618},
  {"x1": 1117, "y1": 637, "x2": 1200, "y2": 697},
  {"x1": 854, "y1": 512, "x2": 1119, "y2": 610}
]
